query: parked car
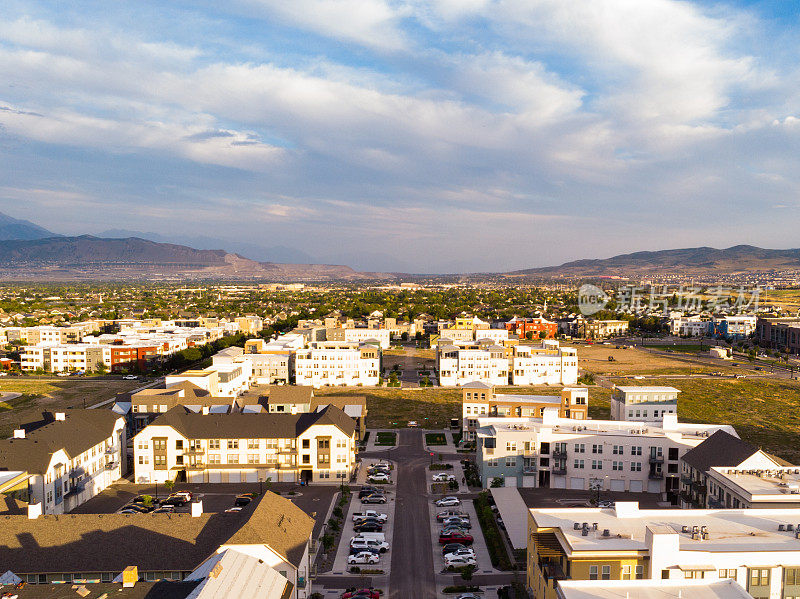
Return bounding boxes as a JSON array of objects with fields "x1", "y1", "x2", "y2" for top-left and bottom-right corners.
[
  {"x1": 432, "y1": 473, "x2": 456, "y2": 482},
  {"x1": 341, "y1": 589, "x2": 380, "y2": 599},
  {"x1": 352, "y1": 510, "x2": 388, "y2": 523},
  {"x1": 225, "y1": 507, "x2": 243, "y2": 513},
  {"x1": 170, "y1": 491, "x2": 193, "y2": 501},
  {"x1": 439, "y1": 531, "x2": 473, "y2": 545},
  {"x1": 435, "y1": 496, "x2": 460, "y2": 507},
  {"x1": 348, "y1": 546, "x2": 380, "y2": 557},
  {"x1": 353, "y1": 521, "x2": 383, "y2": 533},
  {"x1": 234, "y1": 495, "x2": 252, "y2": 507},
  {"x1": 349, "y1": 538, "x2": 389, "y2": 553},
  {"x1": 348, "y1": 552, "x2": 380, "y2": 565},
  {"x1": 122, "y1": 374, "x2": 139, "y2": 380},
  {"x1": 360, "y1": 494, "x2": 387, "y2": 504},
  {"x1": 445, "y1": 555, "x2": 477, "y2": 567},
  {"x1": 368, "y1": 473, "x2": 391, "y2": 484},
  {"x1": 160, "y1": 496, "x2": 187, "y2": 507},
  {"x1": 455, "y1": 594, "x2": 482, "y2": 599},
  {"x1": 437, "y1": 510, "x2": 468, "y2": 522},
  {"x1": 152, "y1": 506, "x2": 174, "y2": 513},
  {"x1": 441, "y1": 516, "x2": 471, "y2": 529},
  {"x1": 358, "y1": 486, "x2": 385, "y2": 498},
  {"x1": 441, "y1": 542, "x2": 469, "y2": 556},
  {"x1": 123, "y1": 503, "x2": 153, "y2": 513},
  {"x1": 118, "y1": 508, "x2": 141, "y2": 515},
  {"x1": 598, "y1": 500, "x2": 615, "y2": 508},
  {"x1": 353, "y1": 516, "x2": 384, "y2": 526},
  {"x1": 444, "y1": 547, "x2": 476, "y2": 560},
  {"x1": 130, "y1": 495, "x2": 153, "y2": 504}
]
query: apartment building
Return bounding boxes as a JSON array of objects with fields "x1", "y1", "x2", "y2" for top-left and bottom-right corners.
[
  {"x1": 165, "y1": 361, "x2": 251, "y2": 397},
  {"x1": 560, "y1": 317, "x2": 629, "y2": 339},
  {"x1": 235, "y1": 315, "x2": 264, "y2": 334},
  {"x1": 511, "y1": 342, "x2": 578, "y2": 385},
  {"x1": 711, "y1": 315, "x2": 757, "y2": 339},
  {"x1": 133, "y1": 404, "x2": 357, "y2": 484},
  {"x1": 438, "y1": 343, "x2": 509, "y2": 386},
  {"x1": 264, "y1": 385, "x2": 368, "y2": 440},
  {"x1": 556, "y1": 579, "x2": 754, "y2": 599},
  {"x1": 610, "y1": 386, "x2": 680, "y2": 423},
  {"x1": 679, "y1": 430, "x2": 797, "y2": 509},
  {"x1": 325, "y1": 327, "x2": 391, "y2": 349},
  {"x1": 527, "y1": 502, "x2": 800, "y2": 599},
  {"x1": 0, "y1": 410, "x2": 126, "y2": 514},
  {"x1": 669, "y1": 314, "x2": 710, "y2": 336},
  {"x1": 0, "y1": 491, "x2": 314, "y2": 599},
  {"x1": 506, "y1": 316, "x2": 558, "y2": 339},
  {"x1": 128, "y1": 381, "x2": 232, "y2": 430},
  {"x1": 756, "y1": 318, "x2": 800, "y2": 354},
  {"x1": 475, "y1": 411, "x2": 733, "y2": 499},
  {"x1": 294, "y1": 341, "x2": 380, "y2": 387},
  {"x1": 462, "y1": 382, "x2": 588, "y2": 441}
]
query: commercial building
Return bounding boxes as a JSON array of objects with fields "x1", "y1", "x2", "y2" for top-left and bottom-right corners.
[
  {"x1": 679, "y1": 430, "x2": 797, "y2": 509},
  {"x1": 476, "y1": 411, "x2": 733, "y2": 497},
  {"x1": 0, "y1": 410, "x2": 126, "y2": 514},
  {"x1": 556, "y1": 579, "x2": 754, "y2": 599},
  {"x1": 325, "y1": 327, "x2": 391, "y2": 350},
  {"x1": 506, "y1": 316, "x2": 559, "y2": 340},
  {"x1": 462, "y1": 382, "x2": 588, "y2": 441},
  {"x1": 438, "y1": 343, "x2": 509, "y2": 386},
  {"x1": 756, "y1": 318, "x2": 800, "y2": 354},
  {"x1": 560, "y1": 317, "x2": 629, "y2": 340},
  {"x1": 133, "y1": 404, "x2": 357, "y2": 484},
  {"x1": 527, "y1": 502, "x2": 800, "y2": 599},
  {"x1": 610, "y1": 386, "x2": 680, "y2": 423},
  {"x1": 0, "y1": 491, "x2": 313, "y2": 599},
  {"x1": 294, "y1": 341, "x2": 380, "y2": 387}
]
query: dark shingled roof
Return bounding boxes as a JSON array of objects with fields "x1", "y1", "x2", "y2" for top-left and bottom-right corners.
[
  {"x1": 681, "y1": 430, "x2": 759, "y2": 472},
  {"x1": 0, "y1": 581, "x2": 201, "y2": 599},
  {"x1": 146, "y1": 404, "x2": 356, "y2": 439},
  {"x1": 0, "y1": 491, "x2": 312, "y2": 574},
  {"x1": 266, "y1": 385, "x2": 314, "y2": 405},
  {"x1": 0, "y1": 410, "x2": 122, "y2": 474}
]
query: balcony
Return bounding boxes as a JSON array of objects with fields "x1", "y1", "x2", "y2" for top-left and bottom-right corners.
[
  {"x1": 105, "y1": 462, "x2": 118, "y2": 470},
  {"x1": 648, "y1": 471, "x2": 663, "y2": 480},
  {"x1": 187, "y1": 463, "x2": 206, "y2": 470},
  {"x1": 691, "y1": 481, "x2": 707, "y2": 494},
  {"x1": 64, "y1": 483, "x2": 85, "y2": 497},
  {"x1": 552, "y1": 466, "x2": 567, "y2": 475},
  {"x1": 185, "y1": 448, "x2": 205, "y2": 455},
  {"x1": 552, "y1": 449, "x2": 568, "y2": 459},
  {"x1": 649, "y1": 455, "x2": 664, "y2": 464},
  {"x1": 523, "y1": 466, "x2": 538, "y2": 475},
  {"x1": 104, "y1": 445, "x2": 118, "y2": 455}
]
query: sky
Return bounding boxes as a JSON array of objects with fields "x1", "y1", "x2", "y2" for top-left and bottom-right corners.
[{"x1": 0, "y1": 0, "x2": 799, "y2": 273}]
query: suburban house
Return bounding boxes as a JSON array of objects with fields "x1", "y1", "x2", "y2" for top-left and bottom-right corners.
[
  {"x1": 0, "y1": 410, "x2": 126, "y2": 514},
  {"x1": 133, "y1": 404, "x2": 357, "y2": 484}
]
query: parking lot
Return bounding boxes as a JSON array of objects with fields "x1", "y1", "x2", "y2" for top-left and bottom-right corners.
[{"x1": 428, "y1": 497, "x2": 496, "y2": 576}]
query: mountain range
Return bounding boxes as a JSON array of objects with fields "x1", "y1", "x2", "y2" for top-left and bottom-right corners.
[{"x1": 510, "y1": 245, "x2": 800, "y2": 278}]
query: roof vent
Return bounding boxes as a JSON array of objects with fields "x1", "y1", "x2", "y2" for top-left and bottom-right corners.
[
  {"x1": 54, "y1": 412, "x2": 66, "y2": 421},
  {"x1": 12, "y1": 429, "x2": 25, "y2": 439},
  {"x1": 573, "y1": 522, "x2": 581, "y2": 530},
  {"x1": 602, "y1": 529, "x2": 610, "y2": 537},
  {"x1": 780, "y1": 524, "x2": 786, "y2": 531},
  {"x1": 581, "y1": 528, "x2": 589, "y2": 536}
]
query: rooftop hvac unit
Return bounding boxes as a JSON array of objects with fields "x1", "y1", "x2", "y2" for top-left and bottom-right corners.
[
  {"x1": 681, "y1": 525, "x2": 689, "y2": 533},
  {"x1": 574, "y1": 522, "x2": 581, "y2": 530},
  {"x1": 780, "y1": 524, "x2": 786, "y2": 531},
  {"x1": 581, "y1": 528, "x2": 589, "y2": 536},
  {"x1": 602, "y1": 529, "x2": 610, "y2": 537},
  {"x1": 789, "y1": 524, "x2": 795, "y2": 531}
]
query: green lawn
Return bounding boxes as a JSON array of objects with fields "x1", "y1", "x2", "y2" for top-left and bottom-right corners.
[
  {"x1": 375, "y1": 432, "x2": 397, "y2": 446},
  {"x1": 425, "y1": 432, "x2": 448, "y2": 445}
]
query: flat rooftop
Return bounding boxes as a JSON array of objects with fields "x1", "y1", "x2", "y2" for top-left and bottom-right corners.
[
  {"x1": 492, "y1": 394, "x2": 561, "y2": 405},
  {"x1": 614, "y1": 386, "x2": 680, "y2": 393},
  {"x1": 557, "y1": 579, "x2": 753, "y2": 599},
  {"x1": 531, "y1": 504, "x2": 800, "y2": 553},
  {"x1": 710, "y1": 467, "x2": 800, "y2": 499}
]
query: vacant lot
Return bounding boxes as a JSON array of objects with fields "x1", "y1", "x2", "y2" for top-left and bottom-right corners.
[
  {"x1": 600, "y1": 377, "x2": 800, "y2": 462},
  {"x1": 0, "y1": 378, "x2": 142, "y2": 437},
  {"x1": 572, "y1": 343, "x2": 738, "y2": 376}
]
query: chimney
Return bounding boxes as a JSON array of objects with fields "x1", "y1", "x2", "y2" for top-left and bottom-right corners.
[
  {"x1": 191, "y1": 500, "x2": 203, "y2": 517},
  {"x1": 54, "y1": 412, "x2": 66, "y2": 421},
  {"x1": 13, "y1": 429, "x2": 25, "y2": 439},
  {"x1": 27, "y1": 503, "x2": 42, "y2": 519},
  {"x1": 122, "y1": 565, "x2": 138, "y2": 588}
]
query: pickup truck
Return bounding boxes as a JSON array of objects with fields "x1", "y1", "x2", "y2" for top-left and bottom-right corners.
[{"x1": 352, "y1": 510, "x2": 388, "y2": 523}]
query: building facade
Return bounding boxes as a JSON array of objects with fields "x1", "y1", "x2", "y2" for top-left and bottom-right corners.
[
  {"x1": 294, "y1": 341, "x2": 380, "y2": 387},
  {"x1": 610, "y1": 386, "x2": 680, "y2": 423}
]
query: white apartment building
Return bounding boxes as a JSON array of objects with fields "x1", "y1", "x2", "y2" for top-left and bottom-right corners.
[
  {"x1": 133, "y1": 405, "x2": 357, "y2": 485},
  {"x1": 294, "y1": 341, "x2": 380, "y2": 388},
  {"x1": 475, "y1": 410, "x2": 734, "y2": 500},
  {"x1": 165, "y1": 362, "x2": 251, "y2": 398},
  {"x1": 438, "y1": 344, "x2": 509, "y2": 386},
  {"x1": 343, "y1": 328, "x2": 391, "y2": 350},
  {"x1": 528, "y1": 502, "x2": 800, "y2": 599},
  {"x1": 610, "y1": 386, "x2": 680, "y2": 423},
  {"x1": 0, "y1": 410, "x2": 126, "y2": 514},
  {"x1": 20, "y1": 344, "x2": 105, "y2": 372},
  {"x1": 20, "y1": 345, "x2": 47, "y2": 371},
  {"x1": 510, "y1": 341, "x2": 578, "y2": 385}
]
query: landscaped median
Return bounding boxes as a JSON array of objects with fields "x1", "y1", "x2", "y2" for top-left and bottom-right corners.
[
  {"x1": 375, "y1": 431, "x2": 396, "y2": 446},
  {"x1": 474, "y1": 491, "x2": 514, "y2": 570},
  {"x1": 425, "y1": 432, "x2": 447, "y2": 445}
]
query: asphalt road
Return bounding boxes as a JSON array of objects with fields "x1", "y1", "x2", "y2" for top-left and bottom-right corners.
[{"x1": 363, "y1": 429, "x2": 436, "y2": 599}]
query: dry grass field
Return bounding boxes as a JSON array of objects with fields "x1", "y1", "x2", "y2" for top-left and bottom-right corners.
[
  {"x1": 0, "y1": 378, "x2": 142, "y2": 438},
  {"x1": 572, "y1": 343, "x2": 738, "y2": 376}
]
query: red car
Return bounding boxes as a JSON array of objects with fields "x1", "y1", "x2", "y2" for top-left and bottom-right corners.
[
  {"x1": 439, "y1": 532, "x2": 473, "y2": 545},
  {"x1": 341, "y1": 589, "x2": 380, "y2": 599}
]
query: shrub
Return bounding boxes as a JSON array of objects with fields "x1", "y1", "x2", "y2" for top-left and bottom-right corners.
[
  {"x1": 475, "y1": 492, "x2": 513, "y2": 570},
  {"x1": 490, "y1": 477, "x2": 504, "y2": 488},
  {"x1": 332, "y1": 506, "x2": 344, "y2": 519}
]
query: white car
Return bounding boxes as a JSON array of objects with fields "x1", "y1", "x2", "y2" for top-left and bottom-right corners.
[
  {"x1": 432, "y1": 473, "x2": 456, "y2": 482},
  {"x1": 352, "y1": 510, "x2": 388, "y2": 523},
  {"x1": 369, "y1": 473, "x2": 391, "y2": 483},
  {"x1": 445, "y1": 555, "x2": 477, "y2": 567},
  {"x1": 444, "y1": 548, "x2": 476, "y2": 561},
  {"x1": 123, "y1": 375, "x2": 139, "y2": 380},
  {"x1": 435, "y1": 496, "x2": 460, "y2": 507},
  {"x1": 348, "y1": 551, "x2": 380, "y2": 565}
]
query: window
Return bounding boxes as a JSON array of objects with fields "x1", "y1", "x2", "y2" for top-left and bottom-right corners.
[
  {"x1": 622, "y1": 565, "x2": 631, "y2": 580},
  {"x1": 612, "y1": 461, "x2": 623, "y2": 471},
  {"x1": 175, "y1": 440, "x2": 183, "y2": 450},
  {"x1": 209, "y1": 439, "x2": 220, "y2": 450},
  {"x1": 631, "y1": 462, "x2": 642, "y2": 472},
  {"x1": 602, "y1": 565, "x2": 610, "y2": 580},
  {"x1": 247, "y1": 454, "x2": 258, "y2": 464},
  {"x1": 668, "y1": 447, "x2": 679, "y2": 461},
  {"x1": 247, "y1": 439, "x2": 259, "y2": 449},
  {"x1": 319, "y1": 439, "x2": 330, "y2": 449},
  {"x1": 684, "y1": 570, "x2": 705, "y2": 579},
  {"x1": 785, "y1": 568, "x2": 800, "y2": 586},
  {"x1": 318, "y1": 454, "x2": 330, "y2": 464},
  {"x1": 266, "y1": 439, "x2": 277, "y2": 449},
  {"x1": 720, "y1": 569, "x2": 737, "y2": 581},
  {"x1": 589, "y1": 565, "x2": 598, "y2": 580},
  {"x1": 302, "y1": 455, "x2": 311, "y2": 464},
  {"x1": 227, "y1": 454, "x2": 239, "y2": 464},
  {"x1": 574, "y1": 459, "x2": 584, "y2": 469},
  {"x1": 506, "y1": 456, "x2": 516, "y2": 467},
  {"x1": 208, "y1": 454, "x2": 220, "y2": 464},
  {"x1": 592, "y1": 444, "x2": 603, "y2": 454},
  {"x1": 749, "y1": 568, "x2": 770, "y2": 590},
  {"x1": 506, "y1": 442, "x2": 517, "y2": 452},
  {"x1": 154, "y1": 455, "x2": 166, "y2": 466},
  {"x1": 612, "y1": 445, "x2": 623, "y2": 455},
  {"x1": 631, "y1": 446, "x2": 642, "y2": 456},
  {"x1": 227, "y1": 440, "x2": 238, "y2": 449},
  {"x1": 635, "y1": 565, "x2": 643, "y2": 579},
  {"x1": 487, "y1": 458, "x2": 498, "y2": 467},
  {"x1": 138, "y1": 455, "x2": 149, "y2": 465},
  {"x1": 591, "y1": 460, "x2": 602, "y2": 470},
  {"x1": 302, "y1": 439, "x2": 310, "y2": 449},
  {"x1": 153, "y1": 439, "x2": 166, "y2": 451},
  {"x1": 574, "y1": 443, "x2": 585, "y2": 453}
]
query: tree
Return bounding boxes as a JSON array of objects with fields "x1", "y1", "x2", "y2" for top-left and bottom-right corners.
[
  {"x1": 95, "y1": 360, "x2": 107, "y2": 374},
  {"x1": 490, "y1": 477, "x2": 504, "y2": 488},
  {"x1": 525, "y1": 331, "x2": 534, "y2": 340},
  {"x1": 461, "y1": 564, "x2": 476, "y2": 581},
  {"x1": 163, "y1": 480, "x2": 175, "y2": 494}
]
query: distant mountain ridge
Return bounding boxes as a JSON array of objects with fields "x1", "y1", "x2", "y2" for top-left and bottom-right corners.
[
  {"x1": 511, "y1": 245, "x2": 800, "y2": 277},
  {"x1": 0, "y1": 212, "x2": 58, "y2": 241}
]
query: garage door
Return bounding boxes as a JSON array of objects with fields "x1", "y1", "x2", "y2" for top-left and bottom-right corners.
[
  {"x1": 245, "y1": 471, "x2": 258, "y2": 483},
  {"x1": 569, "y1": 477, "x2": 584, "y2": 490},
  {"x1": 208, "y1": 471, "x2": 222, "y2": 483},
  {"x1": 522, "y1": 476, "x2": 537, "y2": 488},
  {"x1": 551, "y1": 477, "x2": 566, "y2": 489},
  {"x1": 282, "y1": 472, "x2": 296, "y2": 483},
  {"x1": 188, "y1": 471, "x2": 204, "y2": 483},
  {"x1": 504, "y1": 477, "x2": 518, "y2": 488},
  {"x1": 610, "y1": 479, "x2": 625, "y2": 492},
  {"x1": 647, "y1": 480, "x2": 662, "y2": 493},
  {"x1": 228, "y1": 472, "x2": 241, "y2": 484},
  {"x1": 630, "y1": 480, "x2": 643, "y2": 493}
]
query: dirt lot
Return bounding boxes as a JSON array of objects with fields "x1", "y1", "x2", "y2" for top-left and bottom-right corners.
[
  {"x1": 572, "y1": 343, "x2": 739, "y2": 376},
  {"x1": 0, "y1": 377, "x2": 143, "y2": 437}
]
